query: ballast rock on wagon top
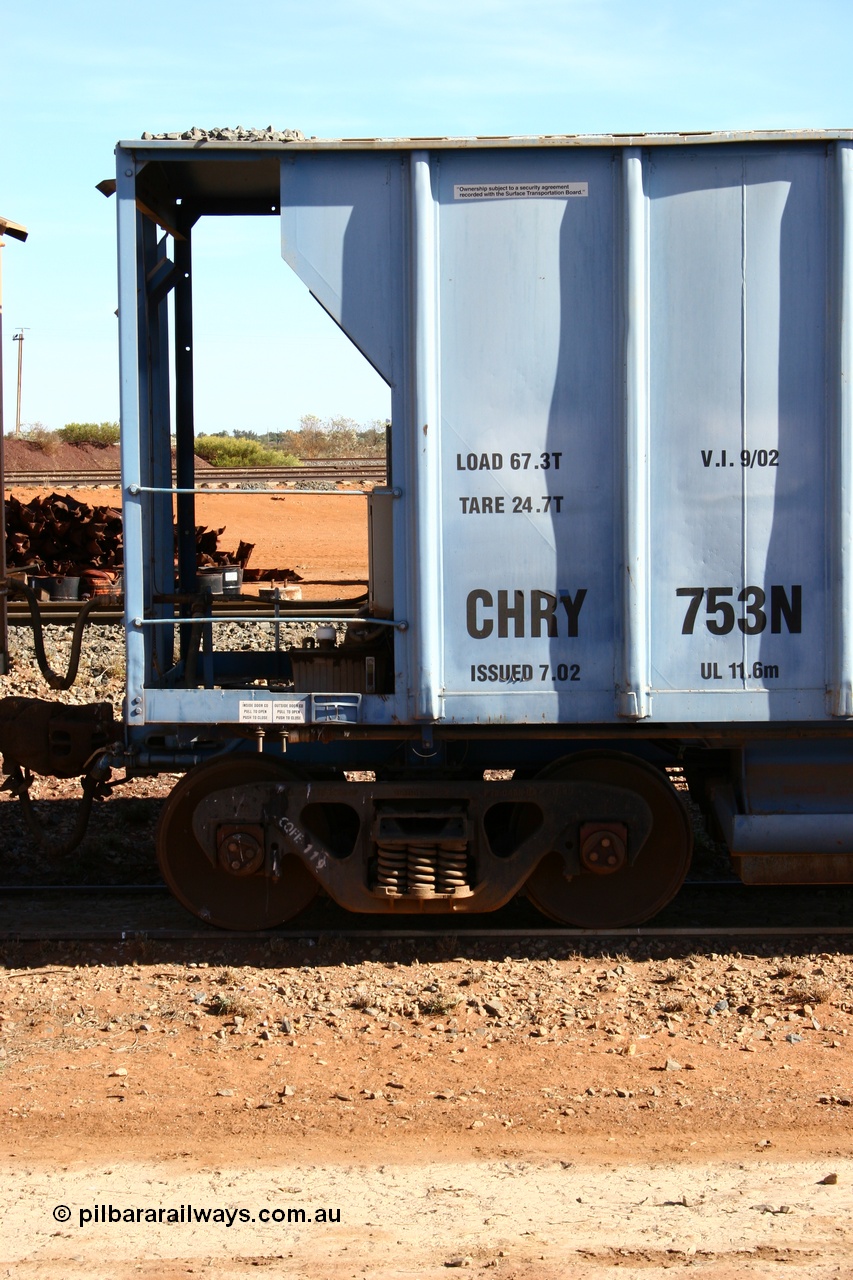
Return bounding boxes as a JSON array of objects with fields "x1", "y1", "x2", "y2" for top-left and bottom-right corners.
[{"x1": 24, "y1": 128, "x2": 853, "y2": 931}]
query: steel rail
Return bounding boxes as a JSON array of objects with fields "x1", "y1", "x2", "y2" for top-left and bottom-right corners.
[
  {"x1": 2, "y1": 923, "x2": 852, "y2": 942},
  {"x1": 1, "y1": 885, "x2": 849, "y2": 941},
  {"x1": 5, "y1": 459, "x2": 387, "y2": 487},
  {"x1": 0, "y1": 885, "x2": 170, "y2": 892},
  {"x1": 0, "y1": 878, "x2": 743, "y2": 892},
  {"x1": 6, "y1": 603, "x2": 124, "y2": 626},
  {"x1": 8, "y1": 456, "x2": 385, "y2": 469},
  {"x1": 0, "y1": 887, "x2": 849, "y2": 938}
]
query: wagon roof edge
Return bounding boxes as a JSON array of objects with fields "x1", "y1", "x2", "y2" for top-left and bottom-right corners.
[{"x1": 117, "y1": 128, "x2": 853, "y2": 154}]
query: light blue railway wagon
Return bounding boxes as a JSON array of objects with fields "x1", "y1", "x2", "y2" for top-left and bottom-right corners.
[{"x1": 106, "y1": 129, "x2": 853, "y2": 928}]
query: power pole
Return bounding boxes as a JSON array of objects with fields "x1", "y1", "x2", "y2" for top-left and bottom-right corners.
[{"x1": 12, "y1": 329, "x2": 27, "y2": 435}]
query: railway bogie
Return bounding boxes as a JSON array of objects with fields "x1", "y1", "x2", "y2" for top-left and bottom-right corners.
[{"x1": 153, "y1": 748, "x2": 690, "y2": 929}]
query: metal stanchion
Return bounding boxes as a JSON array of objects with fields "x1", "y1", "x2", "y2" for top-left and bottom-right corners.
[{"x1": 0, "y1": 216, "x2": 29, "y2": 675}]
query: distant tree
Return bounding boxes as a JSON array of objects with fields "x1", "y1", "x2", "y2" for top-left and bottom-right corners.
[
  {"x1": 326, "y1": 415, "x2": 359, "y2": 455},
  {"x1": 194, "y1": 418, "x2": 388, "y2": 459},
  {"x1": 296, "y1": 413, "x2": 327, "y2": 457},
  {"x1": 59, "y1": 422, "x2": 121, "y2": 447},
  {"x1": 357, "y1": 419, "x2": 388, "y2": 452}
]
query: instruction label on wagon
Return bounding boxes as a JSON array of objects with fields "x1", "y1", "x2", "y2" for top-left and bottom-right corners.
[
  {"x1": 238, "y1": 701, "x2": 273, "y2": 723},
  {"x1": 453, "y1": 182, "x2": 588, "y2": 200},
  {"x1": 237, "y1": 700, "x2": 306, "y2": 724},
  {"x1": 272, "y1": 701, "x2": 306, "y2": 723}
]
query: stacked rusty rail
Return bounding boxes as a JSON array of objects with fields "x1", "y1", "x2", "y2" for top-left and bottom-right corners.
[
  {"x1": 5, "y1": 492, "x2": 255, "y2": 578},
  {"x1": 5, "y1": 492, "x2": 123, "y2": 576}
]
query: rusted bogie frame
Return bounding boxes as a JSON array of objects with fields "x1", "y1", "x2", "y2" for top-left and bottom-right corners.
[{"x1": 190, "y1": 778, "x2": 652, "y2": 914}]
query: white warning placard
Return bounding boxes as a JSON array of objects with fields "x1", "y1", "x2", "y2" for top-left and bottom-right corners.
[
  {"x1": 239, "y1": 700, "x2": 272, "y2": 723},
  {"x1": 273, "y1": 701, "x2": 306, "y2": 724},
  {"x1": 453, "y1": 182, "x2": 588, "y2": 200},
  {"x1": 237, "y1": 700, "x2": 307, "y2": 724}
]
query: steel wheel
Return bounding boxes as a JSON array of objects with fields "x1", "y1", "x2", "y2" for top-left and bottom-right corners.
[
  {"x1": 524, "y1": 752, "x2": 692, "y2": 928},
  {"x1": 156, "y1": 756, "x2": 318, "y2": 930}
]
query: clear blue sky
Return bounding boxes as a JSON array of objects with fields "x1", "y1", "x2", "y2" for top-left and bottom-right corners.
[{"x1": 2, "y1": 0, "x2": 851, "y2": 437}]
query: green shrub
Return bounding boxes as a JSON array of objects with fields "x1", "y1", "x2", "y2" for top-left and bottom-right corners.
[
  {"x1": 194, "y1": 435, "x2": 300, "y2": 468},
  {"x1": 59, "y1": 422, "x2": 121, "y2": 448}
]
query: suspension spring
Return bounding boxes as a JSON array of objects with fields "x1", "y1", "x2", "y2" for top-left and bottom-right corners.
[
  {"x1": 407, "y1": 845, "x2": 438, "y2": 897},
  {"x1": 376, "y1": 843, "x2": 407, "y2": 893},
  {"x1": 374, "y1": 842, "x2": 471, "y2": 897},
  {"x1": 437, "y1": 845, "x2": 469, "y2": 895}
]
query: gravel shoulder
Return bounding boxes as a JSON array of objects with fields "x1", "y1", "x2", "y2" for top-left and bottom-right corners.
[
  {"x1": 3, "y1": 942, "x2": 853, "y2": 1166},
  {"x1": 2, "y1": 941, "x2": 853, "y2": 1276}
]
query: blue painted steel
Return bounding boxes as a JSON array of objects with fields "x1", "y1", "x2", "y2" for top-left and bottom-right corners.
[
  {"x1": 116, "y1": 135, "x2": 853, "y2": 732},
  {"x1": 145, "y1": 223, "x2": 175, "y2": 679},
  {"x1": 280, "y1": 152, "x2": 403, "y2": 384},
  {"x1": 647, "y1": 145, "x2": 827, "y2": 715},
  {"x1": 409, "y1": 151, "x2": 444, "y2": 721},
  {"x1": 620, "y1": 148, "x2": 651, "y2": 719},
  {"x1": 143, "y1": 688, "x2": 362, "y2": 725},
  {"x1": 711, "y1": 783, "x2": 853, "y2": 854},
  {"x1": 434, "y1": 148, "x2": 619, "y2": 725},
  {"x1": 115, "y1": 152, "x2": 147, "y2": 728},
  {"x1": 832, "y1": 141, "x2": 853, "y2": 716}
]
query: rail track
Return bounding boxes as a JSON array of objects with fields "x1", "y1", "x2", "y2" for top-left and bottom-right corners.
[
  {"x1": 6, "y1": 600, "x2": 123, "y2": 626},
  {"x1": 3, "y1": 881, "x2": 853, "y2": 943},
  {"x1": 4, "y1": 457, "x2": 388, "y2": 489},
  {"x1": 5, "y1": 592, "x2": 368, "y2": 626}
]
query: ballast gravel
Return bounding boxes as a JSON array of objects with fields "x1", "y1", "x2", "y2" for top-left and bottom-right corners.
[
  {"x1": 0, "y1": 620, "x2": 338, "y2": 882},
  {"x1": 2, "y1": 942, "x2": 853, "y2": 1155},
  {"x1": 0, "y1": 620, "x2": 332, "y2": 708}
]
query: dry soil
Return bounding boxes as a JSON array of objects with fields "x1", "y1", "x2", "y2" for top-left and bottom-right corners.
[{"x1": 2, "y1": 481, "x2": 853, "y2": 1277}]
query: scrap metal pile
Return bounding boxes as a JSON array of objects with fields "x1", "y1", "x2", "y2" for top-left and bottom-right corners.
[
  {"x1": 5, "y1": 493, "x2": 122, "y2": 575},
  {"x1": 140, "y1": 125, "x2": 305, "y2": 142},
  {"x1": 4, "y1": 492, "x2": 253, "y2": 576}
]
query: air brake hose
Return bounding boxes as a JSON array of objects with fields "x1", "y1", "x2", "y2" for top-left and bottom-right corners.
[
  {"x1": 5, "y1": 759, "x2": 110, "y2": 857},
  {"x1": 182, "y1": 591, "x2": 209, "y2": 688},
  {"x1": 6, "y1": 580, "x2": 102, "y2": 690}
]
